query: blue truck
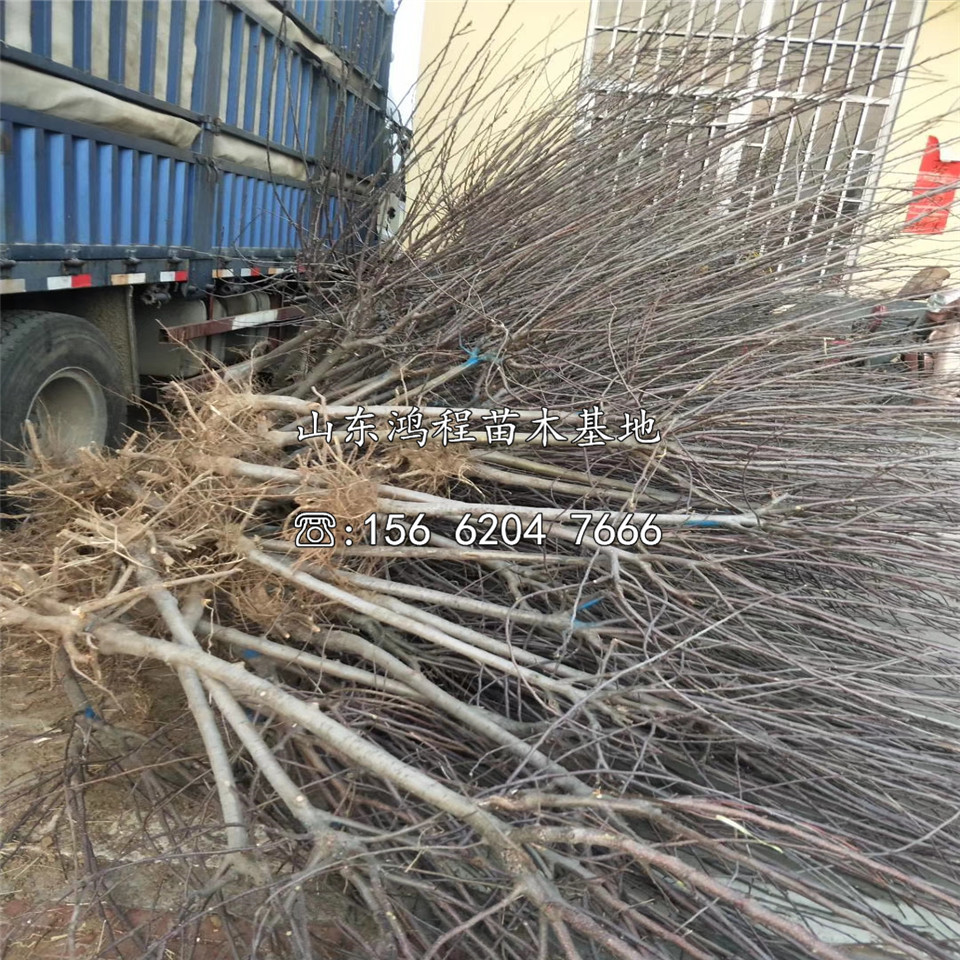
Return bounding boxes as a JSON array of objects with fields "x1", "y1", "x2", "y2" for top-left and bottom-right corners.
[{"x1": 0, "y1": 0, "x2": 396, "y2": 473}]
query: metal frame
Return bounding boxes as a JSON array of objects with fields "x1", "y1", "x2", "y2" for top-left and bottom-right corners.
[
  {"x1": 584, "y1": 0, "x2": 927, "y2": 277},
  {"x1": 1, "y1": 0, "x2": 396, "y2": 295}
]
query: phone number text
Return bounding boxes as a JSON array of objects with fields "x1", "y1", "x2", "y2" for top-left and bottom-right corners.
[{"x1": 293, "y1": 511, "x2": 662, "y2": 548}]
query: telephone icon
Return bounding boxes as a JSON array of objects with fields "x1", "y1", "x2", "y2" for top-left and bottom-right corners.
[{"x1": 293, "y1": 512, "x2": 337, "y2": 547}]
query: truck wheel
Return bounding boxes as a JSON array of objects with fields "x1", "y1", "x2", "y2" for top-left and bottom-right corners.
[{"x1": 1, "y1": 310, "x2": 126, "y2": 483}]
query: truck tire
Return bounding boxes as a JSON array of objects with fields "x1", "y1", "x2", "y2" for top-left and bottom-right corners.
[{"x1": 1, "y1": 310, "x2": 126, "y2": 486}]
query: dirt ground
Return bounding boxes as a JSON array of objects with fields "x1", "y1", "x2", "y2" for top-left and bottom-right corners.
[{"x1": 0, "y1": 657, "x2": 356, "y2": 959}]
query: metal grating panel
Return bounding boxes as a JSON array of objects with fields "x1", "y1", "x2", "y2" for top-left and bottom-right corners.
[{"x1": 584, "y1": 0, "x2": 926, "y2": 276}]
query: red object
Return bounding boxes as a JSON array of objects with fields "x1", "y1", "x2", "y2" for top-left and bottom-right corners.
[
  {"x1": 174, "y1": 269, "x2": 188, "y2": 281},
  {"x1": 904, "y1": 136, "x2": 960, "y2": 235},
  {"x1": 868, "y1": 304, "x2": 886, "y2": 332}
]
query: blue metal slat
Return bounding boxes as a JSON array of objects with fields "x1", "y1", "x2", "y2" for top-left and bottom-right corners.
[
  {"x1": 297, "y1": 61, "x2": 312, "y2": 151},
  {"x1": 296, "y1": 188, "x2": 307, "y2": 246},
  {"x1": 372, "y1": 10, "x2": 384, "y2": 86},
  {"x1": 139, "y1": 0, "x2": 159, "y2": 95},
  {"x1": 339, "y1": 1, "x2": 352, "y2": 57},
  {"x1": 330, "y1": 1, "x2": 343, "y2": 51},
  {"x1": 251, "y1": 179, "x2": 264, "y2": 246},
  {"x1": 30, "y1": 0, "x2": 52, "y2": 58},
  {"x1": 270, "y1": 184, "x2": 283, "y2": 247},
  {"x1": 361, "y1": 104, "x2": 370, "y2": 176},
  {"x1": 350, "y1": 1, "x2": 363, "y2": 60},
  {"x1": 243, "y1": 23, "x2": 261, "y2": 132},
  {"x1": 108, "y1": 0, "x2": 127, "y2": 84},
  {"x1": 96, "y1": 143, "x2": 113, "y2": 243},
  {"x1": 215, "y1": 172, "x2": 229, "y2": 248},
  {"x1": 0, "y1": 125, "x2": 6, "y2": 242},
  {"x1": 354, "y1": 102, "x2": 364, "y2": 175},
  {"x1": 360, "y1": 3, "x2": 375, "y2": 73},
  {"x1": 285, "y1": 56, "x2": 301, "y2": 148},
  {"x1": 261, "y1": 181, "x2": 273, "y2": 248},
  {"x1": 343, "y1": 0, "x2": 355, "y2": 55},
  {"x1": 292, "y1": 188, "x2": 302, "y2": 247},
  {"x1": 119, "y1": 148, "x2": 134, "y2": 241},
  {"x1": 263, "y1": 183, "x2": 274, "y2": 248},
  {"x1": 316, "y1": 195, "x2": 326, "y2": 245},
  {"x1": 229, "y1": 174, "x2": 243, "y2": 247},
  {"x1": 72, "y1": 0, "x2": 93, "y2": 71},
  {"x1": 279, "y1": 186, "x2": 289, "y2": 247},
  {"x1": 231, "y1": 174, "x2": 243, "y2": 245},
  {"x1": 244, "y1": 178, "x2": 256, "y2": 248},
  {"x1": 275, "y1": 184, "x2": 288, "y2": 247},
  {"x1": 241, "y1": 176, "x2": 254, "y2": 246},
  {"x1": 190, "y1": 0, "x2": 212, "y2": 112},
  {"x1": 172, "y1": 159, "x2": 188, "y2": 245},
  {"x1": 3, "y1": 124, "x2": 17, "y2": 243},
  {"x1": 259, "y1": 35, "x2": 276, "y2": 139},
  {"x1": 234, "y1": 175, "x2": 245, "y2": 247},
  {"x1": 326, "y1": 86, "x2": 340, "y2": 159},
  {"x1": 166, "y1": 0, "x2": 186, "y2": 103},
  {"x1": 344, "y1": 94, "x2": 357, "y2": 172},
  {"x1": 273, "y1": 46, "x2": 288, "y2": 145},
  {"x1": 372, "y1": 4, "x2": 386, "y2": 77},
  {"x1": 138, "y1": 152, "x2": 154, "y2": 243},
  {"x1": 258, "y1": 182, "x2": 269, "y2": 249},
  {"x1": 225, "y1": 9, "x2": 244, "y2": 126},
  {"x1": 354, "y1": 4, "x2": 368, "y2": 71},
  {"x1": 328, "y1": 196, "x2": 339, "y2": 245},
  {"x1": 170, "y1": 162, "x2": 190, "y2": 246},
  {"x1": 61, "y1": 134, "x2": 76, "y2": 243},
  {"x1": 308, "y1": 189, "x2": 318, "y2": 242},
  {"x1": 221, "y1": 174, "x2": 233, "y2": 248},
  {"x1": 315, "y1": 1, "x2": 328, "y2": 39},
  {"x1": 48, "y1": 133, "x2": 66, "y2": 243},
  {"x1": 74, "y1": 138, "x2": 91, "y2": 243},
  {"x1": 307, "y1": 71, "x2": 323, "y2": 154},
  {"x1": 377, "y1": 9, "x2": 391, "y2": 89},
  {"x1": 130, "y1": 146, "x2": 141, "y2": 242},
  {"x1": 156, "y1": 156, "x2": 170, "y2": 246},
  {"x1": 362, "y1": 5, "x2": 373, "y2": 73},
  {"x1": 354, "y1": 99, "x2": 364, "y2": 173},
  {"x1": 296, "y1": 188, "x2": 308, "y2": 245},
  {"x1": 365, "y1": 105, "x2": 376, "y2": 177},
  {"x1": 16, "y1": 127, "x2": 39, "y2": 243}
]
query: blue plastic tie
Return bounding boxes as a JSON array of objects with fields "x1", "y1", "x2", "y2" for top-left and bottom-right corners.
[
  {"x1": 83, "y1": 706, "x2": 100, "y2": 721},
  {"x1": 683, "y1": 520, "x2": 722, "y2": 528},
  {"x1": 241, "y1": 648, "x2": 262, "y2": 660},
  {"x1": 460, "y1": 344, "x2": 498, "y2": 369},
  {"x1": 571, "y1": 597, "x2": 606, "y2": 628}
]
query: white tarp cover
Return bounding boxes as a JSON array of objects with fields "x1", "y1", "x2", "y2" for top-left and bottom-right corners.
[
  {"x1": 1, "y1": 61, "x2": 201, "y2": 150},
  {"x1": 211, "y1": 132, "x2": 309, "y2": 181}
]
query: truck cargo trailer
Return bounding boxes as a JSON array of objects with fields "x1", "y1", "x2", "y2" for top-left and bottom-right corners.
[{"x1": 0, "y1": 0, "x2": 396, "y2": 476}]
